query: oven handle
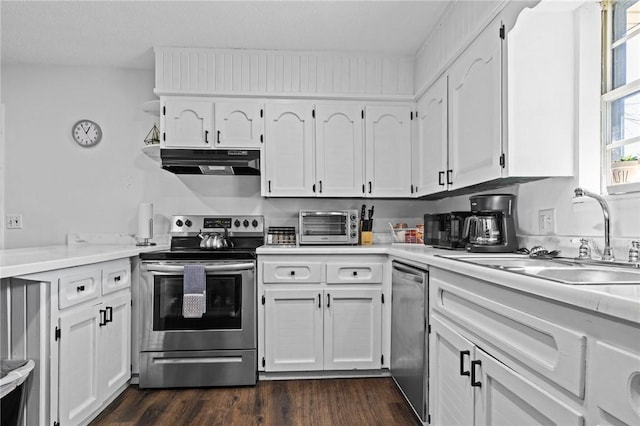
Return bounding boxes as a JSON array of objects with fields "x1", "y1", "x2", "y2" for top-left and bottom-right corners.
[{"x1": 144, "y1": 262, "x2": 255, "y2": 273}]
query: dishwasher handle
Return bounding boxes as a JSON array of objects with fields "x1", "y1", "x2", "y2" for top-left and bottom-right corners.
[{"x1": 392, "y1": 262, "x2": 427, "y2": 284}]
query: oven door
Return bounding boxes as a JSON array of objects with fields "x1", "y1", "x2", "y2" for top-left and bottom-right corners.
[{"x1": 140, "y1": 261, "x2": 256, "y2": 352}]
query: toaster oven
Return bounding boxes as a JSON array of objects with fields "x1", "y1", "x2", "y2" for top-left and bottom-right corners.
[{"x1": 299, "y1": 210, "x2": 359, "y2": 245}]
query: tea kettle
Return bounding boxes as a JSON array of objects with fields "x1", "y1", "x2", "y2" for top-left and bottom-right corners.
[{"x1": 198, "y1": 228, "x2": 233, "y2": 250}]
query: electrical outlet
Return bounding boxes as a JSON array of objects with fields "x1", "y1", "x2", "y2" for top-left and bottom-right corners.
[
  {"x1": 6, "y1": 215, "x2": 23, "y2": 229},
  {"x1": 538, "y1": 209, "x2": 555, "y2": 234}
]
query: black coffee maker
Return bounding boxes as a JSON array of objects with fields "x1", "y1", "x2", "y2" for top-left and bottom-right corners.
[{"x1": 463, "y1": 194, "x2": 518, "y2": 253}]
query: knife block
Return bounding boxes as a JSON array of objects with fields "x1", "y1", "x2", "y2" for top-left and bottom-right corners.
[{"x1": 360, "y1": 231, "x2": 373, "y2": 246}]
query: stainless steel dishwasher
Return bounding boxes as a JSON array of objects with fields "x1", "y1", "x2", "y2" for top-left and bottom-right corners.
[{"x1": 391, "y1": 261, "x2": 428, "y2": 422}]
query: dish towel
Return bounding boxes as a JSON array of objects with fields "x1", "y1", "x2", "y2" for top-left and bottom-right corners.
[{"x1": 183, "y1": 264, "x2": 206, "y2": 318}]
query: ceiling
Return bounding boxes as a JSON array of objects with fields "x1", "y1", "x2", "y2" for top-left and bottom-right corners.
[{"x1": 1, "y1": 1, "x2": 450, "y2": 70}]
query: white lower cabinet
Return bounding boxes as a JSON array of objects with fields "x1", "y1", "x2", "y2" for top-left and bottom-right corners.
[
  {"x1": 259, "y1": 254, "x2": 387, "y2": 374},
  {"x1": 263, "y1": 288, "x2": 382, "y2": 372},
  {"x1": 54, "y1": 259, "x2": 131, "y2": 426},
  {"x1": 431, "y1": 314, "x2": 583, "y2": 426}
]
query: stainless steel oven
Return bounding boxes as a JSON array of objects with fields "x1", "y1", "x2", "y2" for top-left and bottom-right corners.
[{"x1": 138, "y1": 215, "x2": 263, "y2": 388}]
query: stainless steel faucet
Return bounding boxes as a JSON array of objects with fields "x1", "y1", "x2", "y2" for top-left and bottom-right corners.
[{"x1": 574, "y1": 187, "x2": 615, "y2": 261}]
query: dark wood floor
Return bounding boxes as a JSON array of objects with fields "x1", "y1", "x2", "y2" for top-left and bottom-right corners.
[{"x1": 90, "y1": 377, "x2": 420, "y2": 426}]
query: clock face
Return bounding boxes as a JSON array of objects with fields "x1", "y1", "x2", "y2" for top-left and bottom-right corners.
[{"x1": 72, "y1": 120, "x2": 102, "y2": 147}]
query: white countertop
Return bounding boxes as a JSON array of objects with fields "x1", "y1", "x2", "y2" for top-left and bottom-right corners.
[
  {"x1": 0, "y1": 243, "x2": 169, "y2": 279},
  {"x1": 258, "y1": 243, "x2": 640, "y2": 324}
]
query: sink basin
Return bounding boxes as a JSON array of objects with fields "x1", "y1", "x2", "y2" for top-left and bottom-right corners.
[{"x1": 438, "y1": 255, "x2": 640, "y2": 285}]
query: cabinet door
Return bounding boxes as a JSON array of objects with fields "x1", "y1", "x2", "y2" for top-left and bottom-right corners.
[
  {"x1": 448, "y1": 18, "x2": 502, "y2": 190},
  {"x1": 264, "y1": 103, "x2": 315, "y2": 196},
  {"x1": 214, "y1": 101, "x2": 264, "y2": 148},
  {"x1": 414, "y1": 75, "x2": 448, "y2": 196},
  {"x1": 264, "y1": 289, "x2": 323, "y2": 371},
  {"x1": 58, "y1": 304, "x2": 101, "y2": 426},
  {"x1": 474, "y1": 348, "x2": 584, "y2": 426},
  {"x1": 315, "y1": 104, "x2": 364, "y2": 197},
  {"x1": 589, "y1": 340, "x2": 640, "y2": 426},
  {"x1": 324, "y1": 289, "x2": 382, "y2": 370},
  {"x1": 162, "y1": 99, "x2": 214, "y2": 148},
  {"x1": 99, "y1": 291, "x2": 131, "y2": 400},
  {"x1": 365, "y1": 105, "x2": 412, "y2": 197},
  {"x1": 430, "y1": 315, "x2": 476, "y2": 426}
]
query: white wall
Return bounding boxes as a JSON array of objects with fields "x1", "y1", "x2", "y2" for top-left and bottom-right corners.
[{"x1": 1, "y1": 64, "x2": 429, "y2": 249}]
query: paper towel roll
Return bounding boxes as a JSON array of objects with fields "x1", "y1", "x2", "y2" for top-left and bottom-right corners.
[{"x1": 137, "y1": 203, "x2": 153, "y2": 239}]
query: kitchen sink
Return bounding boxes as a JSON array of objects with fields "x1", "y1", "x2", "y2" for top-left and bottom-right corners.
[{"x1": 438, "y1": 254, "x2": 640, "y2": 285}]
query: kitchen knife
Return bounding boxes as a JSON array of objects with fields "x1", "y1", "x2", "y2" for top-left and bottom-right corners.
[{"x1": 361, "y1": 204, "x2": 366, "y2": 222}]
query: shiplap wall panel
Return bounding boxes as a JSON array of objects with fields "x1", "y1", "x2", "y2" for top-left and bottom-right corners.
[
  {"x1": 414, "y1": 0, "x2": 508, "y2": 97},
  {"x1": 155, "y1": 47, "x2": 414, "y2": 97}
]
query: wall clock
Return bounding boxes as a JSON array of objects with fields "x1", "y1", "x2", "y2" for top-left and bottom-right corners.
[{"x1": 72, "y1": 119, "x2": 102, "y2": 147}]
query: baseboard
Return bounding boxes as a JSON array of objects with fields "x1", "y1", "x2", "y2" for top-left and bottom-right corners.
[{"x1": 259, "y1": 369, "x2": 390, "y2": 381}]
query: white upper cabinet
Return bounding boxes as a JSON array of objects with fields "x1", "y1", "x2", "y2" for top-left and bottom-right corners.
[
  {"x1": 365, "y1": 105, "x2": 413, "y2": 197},
  {"x1": 448, "y1": 17, "x2": 503, "y2": 190},
  {"x1": 214, "y1": 101, "x2": 264, "y2": 148},
  {"x1": 264, "y1": 103, "x2": 315, "y2": 196},
  {"x1": 161, "y1": 99, "x2": 214, "y2": 148},
  {"x1": 413, "y1": 75, "x2": 448, "y2": 196},
  {"x1": 315, "y1": 104, "x2": 364, "y2": 197}
]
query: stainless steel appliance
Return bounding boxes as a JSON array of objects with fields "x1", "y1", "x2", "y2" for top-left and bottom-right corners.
[
  {"x1": 463, "y1": 194, "x2": 518, "y2": 253},
  {"x1": 423, "y1": 211, "x2": 472, "y2": 249},
  {"x1": 160, "y1": 149, "x2": 260, "y2": 175},
  {"x1": 298, "y1": 210, "x2": 359, "y2": 245},
  {"x1": 138, "y1": 215, "x2": 264, "y2": 388},
  {"x1": 391, "y1": 261, "x2": 428, "y2": 422}
]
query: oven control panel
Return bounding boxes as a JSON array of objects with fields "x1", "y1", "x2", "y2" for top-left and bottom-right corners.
[{"x1": 170, "y1": 215, "x2": 264, "y2": 236}]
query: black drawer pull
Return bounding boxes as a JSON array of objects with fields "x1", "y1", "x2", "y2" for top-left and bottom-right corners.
[
  {"x1": 99, "y1": 309, "x2": 107, "y2": 327},
  {"x1": 76, "y1": 285, "x2": 85, "y2": 292},
  {"x1": 352, "y1": 271, "x2": 358, "y2": 277},
  {"x1": 460, "y1": 350, "x2": 470, "y2": 376},
  {"x1": 114, "y1": 275, "x2": 121, "y2": 282},
  {"x1": 290, "y1": 270, "x2": 296, "y2": 276},
  {"x1": 471, "y1": 360, "x2": 482, "y2": 387}
]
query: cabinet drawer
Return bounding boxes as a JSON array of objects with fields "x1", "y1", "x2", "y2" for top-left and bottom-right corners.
[
  {"x1": 262, "y1": 262, "x2": 323, "y2": 283},
  {"x1": 326, "y1": 263, "x2": 383, "y2": 284},
  {"x1": 59, "y1": 269, "x2": 101, "y2": 309},
  {"x1": 102, "y1": 259, "x2": 131, "y2": 295}
]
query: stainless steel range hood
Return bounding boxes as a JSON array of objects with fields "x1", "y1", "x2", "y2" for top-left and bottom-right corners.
[{"x1": 160, "y1": 149, "x2": 260, "y2": 175}]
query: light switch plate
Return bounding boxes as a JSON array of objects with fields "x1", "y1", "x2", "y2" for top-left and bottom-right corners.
[{"x1": 538, "y1": 209, "x2": 555, "y2": 234}]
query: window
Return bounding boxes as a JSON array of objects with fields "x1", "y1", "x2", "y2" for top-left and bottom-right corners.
[{"x1": 602, "y1": 0, "x2": 640, "y2": 194}]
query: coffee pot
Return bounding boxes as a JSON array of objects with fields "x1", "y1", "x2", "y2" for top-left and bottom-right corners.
[{"x1": 463, "y1": 194, "x2": 518, "y2": 253}]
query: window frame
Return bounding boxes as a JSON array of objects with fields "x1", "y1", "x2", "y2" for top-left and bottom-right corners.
[{"x1": 601, "y1": 0, "x2": 640, "y2": 195}]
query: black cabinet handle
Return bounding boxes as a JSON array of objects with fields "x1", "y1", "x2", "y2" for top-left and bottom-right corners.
[
  {"x1": 76, "y1": 285, "x2": 85, "y2": 292},
  {"x1": 411, "y1": 184, "x2": 414, "y2": 194},
  {"x1": 327, "y1": 293, "x2": 331, "y2": 308},
  {"x1": 268, "y1": 180, "x2": 272, "y2": 193},
  {"x1": 99, "y1": 309, "x2": 107, "y2": 327},
  {"x1": 313, "y1": 183, "x2": 316, "y2": 193},
  {"x1": 319, "y1": 181, "x2": 323, "y2": 193},
  {"x1": 447, "y1": 170, "x2": 453, "y2": 185},
  {"x1": 352, "y1": 271, "x2": 358, "y2": 276},
  {"x1": 460, "y1": 350, "x2": 470, "y2": 376},
  {"x1": 438, "y1": 171, "x2": 445, "y2": 186},
  {"x1": 106, "y1": 306, "x2": 113, "y2": 323},
  {"x1": 368, "y1": 182, "x2": 372, "y2": 194},
  {"x1": 217, "y1": 130, "x2": 221, "y2": 144},
  {"x1": 318, "y1": 294, "x2": 321, "y2": 308},
  {"x1": 290, "y1": 270, "x2": 296, "y2": 276},
  {"x1": 114, "y1": 275, "x2": 121, "y2": 282},
  {"x1": 204, "y1": 130, "x2": 209, "y2": 143},
  {"x1": 471, "y1": 360, "x2": 482, "y2": 387}
]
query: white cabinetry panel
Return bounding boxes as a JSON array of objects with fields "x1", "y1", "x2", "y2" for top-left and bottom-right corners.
[
  {"x1": 315, "y1": 104, "x2": 364, "y2": 197},
  {"x1": 155, "y1": 47, "x2": 414, "y2": 97},
  {"x1": 365, "y1": 105, "x2": 412, "y2": 197},
  {"x1": 214, "y1": 101, "x2": 264, "y2": 148},
  {"x1": 324, "y1": 289, "x2": 382, "y2": 370},
  {"x1": 448, "y1": 17, "x2": 502, "y2": 190},
  {"x1": 264, "y1": 103, "x2": 314, "y2": 196},
  {"x1": 99, "y1": 292, "x2": 131, "y2": 399},
  {"x1": 264, "y1": 289, "x2": 324, "y2": 371},
  {"x1": 162, "y1": 100, "x2": 214, "y2": 148}
]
